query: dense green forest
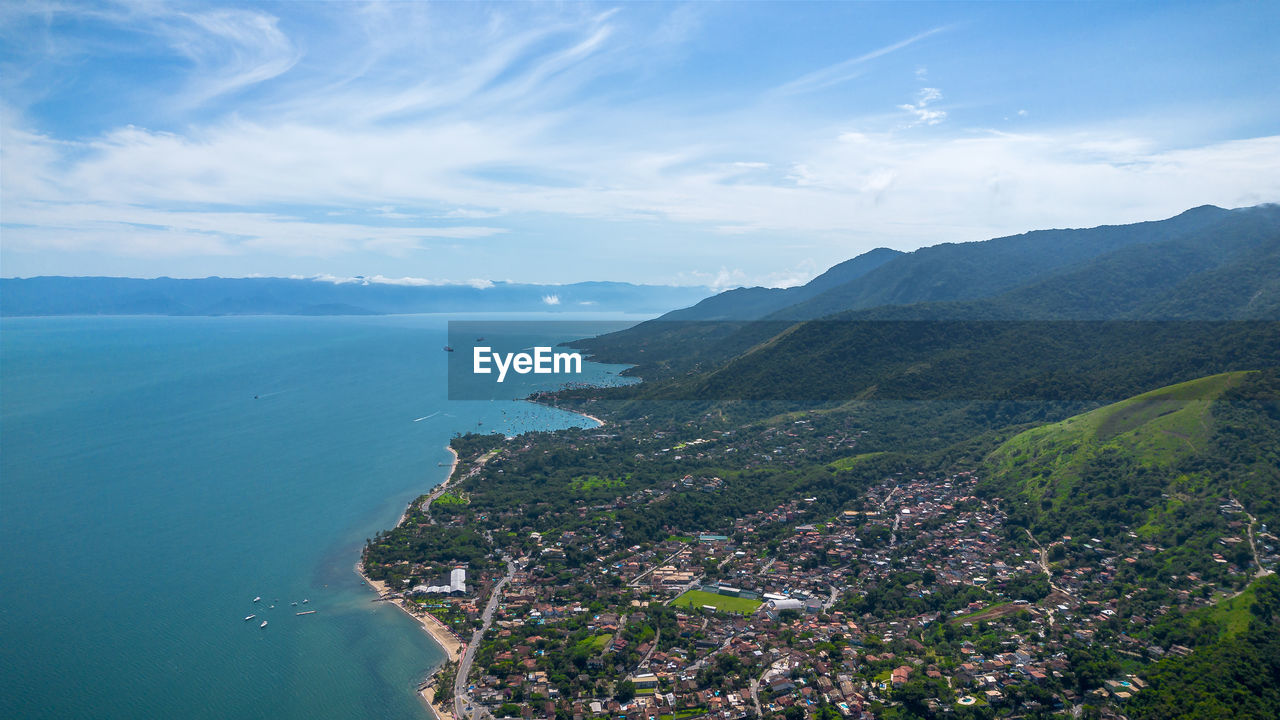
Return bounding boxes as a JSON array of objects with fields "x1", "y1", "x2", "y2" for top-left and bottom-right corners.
[
  {"x1": 1128, "y1": 575, "x2": 1280, "y2": 720},
  {"x1": 981, "y1": 369, "x2": 1280, "y2": 582}
]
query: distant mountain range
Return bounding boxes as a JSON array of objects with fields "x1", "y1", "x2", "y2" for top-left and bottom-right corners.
[
  {"x1": 573, "y1": 204, "x2": 1280, "y2": 378},
  {"x1": 0, "y1": 277, "x2": 713, "y2": 317}
]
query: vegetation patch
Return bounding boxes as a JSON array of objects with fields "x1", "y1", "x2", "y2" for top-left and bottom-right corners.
[
  {"x1": 570, "y1": 475, "x2": 628, "y2": 492},
  {"x1": 671, "y1": 590, "x2": 762, "y2": 614},
  {"x1": 434, "y1": 492, "x2": 469, "y2": 505},
  {"x1": 576, "y1": 633, "x2": 612, "y2": 652},
  {"x1": 828, "y1": 452, "x2": 887, "y2": 471}
]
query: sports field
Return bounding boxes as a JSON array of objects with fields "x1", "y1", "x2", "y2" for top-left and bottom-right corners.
[{"x1": 671, "y1": 590, "x2": 762, "y2": 614}]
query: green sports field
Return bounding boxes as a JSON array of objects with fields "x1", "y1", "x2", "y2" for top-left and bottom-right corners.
[{"x1": 671, "y1": 590, "x2": 762, "y2": 614}]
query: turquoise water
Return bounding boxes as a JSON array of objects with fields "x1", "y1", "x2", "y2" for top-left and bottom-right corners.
[{"x1": 0, "y1": 314, "x2": 637, "y2": 719}]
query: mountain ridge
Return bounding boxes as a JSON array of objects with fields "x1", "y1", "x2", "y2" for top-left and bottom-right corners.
[{"x1": 0, "y1": 276, "x2": 712, "y2": 317}]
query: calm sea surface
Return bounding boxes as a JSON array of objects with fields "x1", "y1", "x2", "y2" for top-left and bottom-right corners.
[{"x1": 0, "y1": 314, "x2": 637, "y2": 719}]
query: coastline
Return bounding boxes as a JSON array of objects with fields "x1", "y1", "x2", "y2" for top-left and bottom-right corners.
[
  {"x1": 357, "y1": 442, "x2": 467, "y2": 720},
  {"x1": 355, "y1": 560, "x2": 463, "y2": 720},
  {"x1": 358, "y1": 407, "x2": 602, "y2": 719}
]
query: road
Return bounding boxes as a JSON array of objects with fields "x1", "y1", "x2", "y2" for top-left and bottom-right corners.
[
  {"x1": 422, "y1": 450, "x2": 499, "y2": 520},
  {"x1": 1239, "y1": 504, "x2": 1273, "y2": 579},
  {"x1": 636, "y1": 629, "x2": 661, "y2": 669},
  {"x1": 1023, "y1": 528, "x2": 1074, "y2": 599},
  {"x1": 454, "y1": 559, "x2": 518, "y2": 720},
  {"x1": 629, "y1": 546, "x2": 692, "y2": 587},
  {"x1": 822, "y1": 582, "x2": 842, "y2": 611}
]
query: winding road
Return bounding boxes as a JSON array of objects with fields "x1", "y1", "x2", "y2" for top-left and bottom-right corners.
[{"x1": 454, "y1": 559, "x2": 519, "y2": 720}]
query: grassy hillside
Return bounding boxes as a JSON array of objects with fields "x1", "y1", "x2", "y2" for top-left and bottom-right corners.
[
  {"x1": 982, "y1": 370, "x2": 1280, "y2": 583},
  {"x1": 985, "y1": 372, "x2": 1248, "y2": 511}
]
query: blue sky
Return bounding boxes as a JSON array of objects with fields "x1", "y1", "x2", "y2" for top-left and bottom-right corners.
[{"x1": 2, "y1": 1, "x2": 1278, "y2": 288}]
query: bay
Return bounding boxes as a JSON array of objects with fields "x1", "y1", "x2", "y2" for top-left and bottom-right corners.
[{"x1": 0, "y1": 313, "x2": 638, "y2": 719}]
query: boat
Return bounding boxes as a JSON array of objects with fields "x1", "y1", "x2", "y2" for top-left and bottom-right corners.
[
  {"x1": 291, "y1": 602, "x2": 297, "y2": 606},
  {"x1": 302, "y1": 598, "x2": 309, "y2": 604},
  {"x1": 253, "y1": 596, "x2": 261, "y2": 602},
  {"x1": 260, "y1": 620, "x2": 268, "y2": 628},
  {"x1": 296, "y1": 610, "x2": 317, "y2": 616},
  {"x1": 244, "y1": 614, "x2": 256, "y2": 621},
  {"x1": 475, "y1": 337, "x2": 485, "y2": 342},
  {"x1": 443, "y1": 346, "x2": 455, "y2": 352}
]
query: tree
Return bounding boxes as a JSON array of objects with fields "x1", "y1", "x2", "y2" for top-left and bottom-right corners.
[{"x1": 614, "y1": 680, "x2": 636, "y2": 702}]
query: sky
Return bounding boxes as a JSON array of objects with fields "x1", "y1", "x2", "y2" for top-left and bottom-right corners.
[{"x1": 2, "y1": 1, "x2": 1279, "y2": 289}]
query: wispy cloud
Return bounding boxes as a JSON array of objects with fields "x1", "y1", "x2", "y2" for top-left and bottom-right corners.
[
  {"x1": 307, "y1": 274, "x2": 495, "y2": 289},
  {"x1": 1, "y1": 4, "x2": 1278, "y2": 286},
  {"x1": 773, "y1": 26, "x2": 948, "y2": 97},
  {"x1": 899, "y1": 87, "x2": 946, "y2": 126}
]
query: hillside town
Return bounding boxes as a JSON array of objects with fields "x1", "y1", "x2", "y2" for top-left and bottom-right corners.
[{"x1": 363, "y1": 427, "x2": 1277, "y2": 720}]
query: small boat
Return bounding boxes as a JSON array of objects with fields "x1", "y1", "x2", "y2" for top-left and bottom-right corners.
[
  {"x1": 291, "y1": 602, "x2": 297, "y2": 606},
  {"x1": 296, "y1": 610, "x2": 317, "y2": 616},
  {"x1": 253, "y1": 596, "x2": 261, "y2": 603},
  {"x1": 302, "y1": 599, "x2": 309, "y2": 604},
  {"x1": 443, "y1": 346, "x2": 455, "y2": 352},
  {"x1": 244, "y1": 615, "x2": 256, "y2": 621},
  {"x1": 260, "y1": 621, "x2": 268, "y2": 628},
  {"x1": 475, "y1": 337, "x2": 485, "y2": 342}
]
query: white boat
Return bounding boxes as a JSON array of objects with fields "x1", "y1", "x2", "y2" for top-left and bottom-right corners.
[
  {"x1": 296, "y1": 610, "x2": 317, "y2": 616},
  {"x1": 260, "y1": 620, "x2": 268, "y2": 628},
  {"x1": 302, "y1": 598, "x2": 309, "y2": 604},
  {"x1": 253, "y1": 596, "x2": 261, "y2": 603},
  {"x1": 244, "y1": 614, "x2": 256, "y2": 621}
]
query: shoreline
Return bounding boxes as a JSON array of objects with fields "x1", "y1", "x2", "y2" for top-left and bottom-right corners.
[
  {"x1": 355, "y1": 560, "x2": 464, "y2": 720},
  {"x1": 355, "y1": 562, "x2": 466, "y2": 659},
  {"x1": 358, "y1": 405, "x2": 603, "y2": 719},
  {"x1": 357, "y1": 442, "x2": 467, "y2": 720}
]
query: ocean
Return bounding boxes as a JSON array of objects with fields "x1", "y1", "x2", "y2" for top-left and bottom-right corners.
[{"x1": 0, "y1": 313, "x2": 638, "y2": 720}]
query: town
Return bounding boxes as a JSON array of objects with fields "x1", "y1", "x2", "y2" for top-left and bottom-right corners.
[{"x1": 362, "y1": 414, "x2": 1278, "y2": 720}]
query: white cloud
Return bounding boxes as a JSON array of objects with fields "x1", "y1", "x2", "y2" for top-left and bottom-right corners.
[
  {"x1": 678, "y1": 260, "x2": 819, "y2": 291},
  {"x1": 365, "y1": 275, "x2": 495, "y2": 289},
  {"x1": 1, "y1": 5, "x2": 1278, "y2": 280},
  {"x1": 899, "y1": 87, "x2": 947, "y2": 126},
  {"x1": 773, "y1": 26, "x2": 948, "y2": 96},
  {"x1": 307, "y1": 274, "x2": 495, "y2": 289},
  {"x1": 541, "y1": 294, "x2": 561, "y2": 305}
]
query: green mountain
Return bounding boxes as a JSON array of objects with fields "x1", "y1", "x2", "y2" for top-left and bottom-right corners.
[
  {"x1": 981, "y1": 370, "x2": 1280, "y2": 581},
  {"x1": 771, "y1": 204, "x2": 1241, "y2": 320},
  {"x1": 574, "y1": 204, "x2": 1280, "y2": 379},
  {"x1": 662, "y1": 247, "x2": 903, "y2": 321}
]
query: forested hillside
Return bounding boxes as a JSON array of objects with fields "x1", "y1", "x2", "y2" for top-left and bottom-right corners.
[
  {"x1": 981, "y1": 370, "x2": 1280, "y2": 583},
  {"x1": 573, "y1": 204, "x2": 1280, "y2": 378}
]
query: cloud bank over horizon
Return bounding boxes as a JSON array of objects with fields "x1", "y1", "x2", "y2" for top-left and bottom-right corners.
[{"x1": 2, "y1": 1, "x2": 1278, "y2": 288}]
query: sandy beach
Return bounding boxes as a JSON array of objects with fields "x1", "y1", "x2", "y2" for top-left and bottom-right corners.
[
  {"x1": 356, "y1": 563, "x2": 465, "y2": 658},
  {"x1": 422, "y1": 682, "x2": 457, "y2": 720},
  {"x1": 357, "y1": 441, "x2": 467, "y2": 719}
]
